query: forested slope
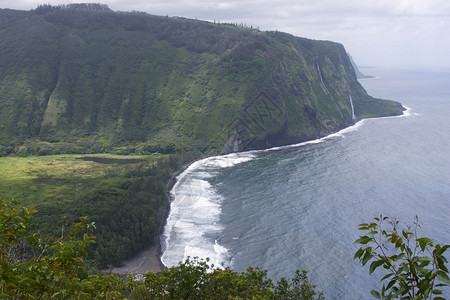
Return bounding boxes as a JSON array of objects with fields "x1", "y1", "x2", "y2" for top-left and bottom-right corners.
[{"x1": 0, "y1": 5, "x2": 404, "y2": 156}]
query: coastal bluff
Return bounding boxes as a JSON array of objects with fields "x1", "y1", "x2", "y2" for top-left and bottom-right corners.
[{"x1": 0, "y1": 6, "x2": 403, "y2": 156}]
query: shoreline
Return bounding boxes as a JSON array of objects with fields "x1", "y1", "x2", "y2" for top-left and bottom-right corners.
[
  {"x1": 110, "y1": 159, "x2": 199, "y2": 275},
  {"x1": 113, "y1": 108, "x2": 407, "y2": 276},
  {"x1": 152, "y1": 123, "x2": 359, "y2": 272},
  {"x1": 158, "y1": 159, "x2": 200, "y2": 267}
]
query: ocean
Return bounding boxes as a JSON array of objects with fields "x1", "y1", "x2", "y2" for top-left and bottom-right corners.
[{"x1": 160, "y1": 67, "x2": 450, "y2": 299}]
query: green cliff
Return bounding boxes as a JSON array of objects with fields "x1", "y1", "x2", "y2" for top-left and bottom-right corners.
[{"x1": 0, "y1": 5, "x2": 404, "y2": 156}]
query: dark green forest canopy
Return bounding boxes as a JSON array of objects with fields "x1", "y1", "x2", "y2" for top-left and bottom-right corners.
[
  {"x1": 0, "y1": 6, "x2": 404, "y2": 157},
  {"x1": 0, "y1": 152, "x2": 195, "y2": 268}
]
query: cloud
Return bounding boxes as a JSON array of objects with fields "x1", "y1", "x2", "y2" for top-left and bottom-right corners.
[{"x1": 0, "y1": 0, "x2": 449, "y2": 68}]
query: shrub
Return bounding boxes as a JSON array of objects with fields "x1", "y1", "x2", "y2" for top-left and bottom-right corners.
[
  {"x1": 0, "y1": 199, "x2": 95, "y2": 298},
  {"x1": 355, "y1": 215, "x2": 449, "y2": 299}
]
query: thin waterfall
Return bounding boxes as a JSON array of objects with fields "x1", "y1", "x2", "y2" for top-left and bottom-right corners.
[
  {"x1": 349, "y1": 94, "x2": 356, "y2": 120},
  {"x1": 317, "y1": 61, "x2": 343, "y2": 119},
  {"x1": 317, "y1": 62, "x2": 330, "y2": 95}
]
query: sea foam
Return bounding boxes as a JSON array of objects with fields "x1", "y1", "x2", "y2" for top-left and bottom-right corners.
[
  {"x1": 160, "y1": 152, "x2": 256, "y2": 268},
  {"x1": 161, "y1": 119, "x2": 377, "y2": 268}
]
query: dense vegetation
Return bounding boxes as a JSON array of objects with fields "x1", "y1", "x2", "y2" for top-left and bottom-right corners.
[
  {"x1": 0, "y1": 152, "x2": 196, "y2": 268},
  {"x1": 0, "y1": 200, "x2": 324, "y2": 299},
  {"x1": 36, "y1": 156, "x2": 170, "y2": 268},
  {"x1": 0, "y1": 5, "x2": 404, "y2": 156}
]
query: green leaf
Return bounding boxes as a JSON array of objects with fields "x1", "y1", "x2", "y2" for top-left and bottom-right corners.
[
  {"x1": 386, "y1": 279, "x2": 396, "y2": 290},
  {"x1": 435, "y1": 283, "x2": 448, "y2": 287},
  {"x1": 432, "y1": 289, "x2": 443, "y2": 294},
  {"x1": 402, "y1": 230, "x2": 408, "y2": 239},
  {"x1": 437, "y1": 244, "x2": 450, "y2": 255},
  {"x1": 418, "y1": 267, "x2": 432, "y2": 277},
  {"x1": 354, "y1": 248, "x2": 364, "y2": 260},
  {"x1": 370, "y1": 260, "x2": 385, "y2": 274},
  {"x1": 392, "y1": 253, "x2": 405, "y2": 261},
  {"x1": 436, "y1": 271, "x2": 450, "y2": 285},
  {"x1": 436, "y1": 256, "x2": 449, "y2": 273},
  {"x1": 362, "y1": 252, "x2": 374, "y2": 266},
  {"x1": 370, "y1": 290, "x2": 381, "y2": 298},
  {"x1": 383, "y1": 256, "x2": 395, "y2": 266},
  {"x1": 355, "y1": 236, "x2": 373, "y2": 245},
  {"x1": 417, "y1": 237, "x2": 433, "y2": 252},
  {"x1": 380, "y1": 273, "x2": 394, "y2": 282},
  {"x1": 407, "y1": 247, "x2": 413, "y2": 256},
  {"x1": 417, "y1": 256, "x2": 431, "y2": 265}
]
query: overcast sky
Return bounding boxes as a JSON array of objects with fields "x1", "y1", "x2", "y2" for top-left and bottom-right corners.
[{"x1": 2, "y1": 0, "x2": 449, "y2": 68}]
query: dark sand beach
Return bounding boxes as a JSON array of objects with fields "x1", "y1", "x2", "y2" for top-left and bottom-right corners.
[
  {"x1": 111, "y1": 160, "x2": 197, "y2": 276},
  {"x1": 111, "y1": 245, "x2": 163, "y2": 275}
]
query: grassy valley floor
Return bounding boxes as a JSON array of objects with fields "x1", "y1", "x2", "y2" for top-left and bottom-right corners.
[
  {"x1": 0, "y1": 154, "x2": 155, "y2": 205},
  {"x1": 0, "y1": 153, "x2": 181, "y2": 269}
]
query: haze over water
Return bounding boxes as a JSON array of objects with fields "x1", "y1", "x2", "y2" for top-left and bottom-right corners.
[{"x1": 161, "y1": 67, "x2": 450, "y2": 299}]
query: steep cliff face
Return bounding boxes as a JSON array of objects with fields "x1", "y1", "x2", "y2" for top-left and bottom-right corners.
[
  {"x1": 220, "y1": 34, "x2": 404, "y2": 153},
  {"x1": 0, "y1": 7, "x2": 404, "y2": 155},
  {"x1": 348, "y1": 53, "x2": 375, "y2": 79}
]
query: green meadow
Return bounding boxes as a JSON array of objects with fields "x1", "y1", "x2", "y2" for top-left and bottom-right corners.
[
  {"x1": 0, "y1": 153, "x2": 183, "y2": 268},
  {"x1": 0, "y1": 154, "x2": 157, "y2": 205}
]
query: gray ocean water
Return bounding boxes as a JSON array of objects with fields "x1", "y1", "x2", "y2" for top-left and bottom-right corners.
[{"x1": 161, "y1": 67, "x2": 450, "y2": 299}]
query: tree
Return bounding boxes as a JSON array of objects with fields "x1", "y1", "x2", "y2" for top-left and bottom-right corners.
[
  {"x1": 139, "y1": 257, "x2": 324, "y2": 299},
  {"x1": 0, "y1": 199, "x2": 95, "y2": 298},
  {"x1": 354, "y1": 215, "x2": 450, "y2": 299}
]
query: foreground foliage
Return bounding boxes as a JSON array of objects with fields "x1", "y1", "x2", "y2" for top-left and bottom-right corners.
[
  {"x1": 0, "y1": 200, "x2": 95, "y2": 298},
  {"x1": 4, "y1": 200, "x2": 449, "y2": 298},
  {"x1": 140, "y1": 258, "x2": 323, "y2": 299},
  {"x1": 355, "y1": 215, "x2": 450, "y2": 299},
  {"x1": 1, "y1": 199, "x2": 323, "y2": 299}
]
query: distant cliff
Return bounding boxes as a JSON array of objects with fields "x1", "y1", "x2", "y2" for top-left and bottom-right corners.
[
  {"x1": 348, "y1": 54, "x2": 375, "y2": 79},
  {"x1": 0, "y1": 6, "x2": 404, "y2": 156}
]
